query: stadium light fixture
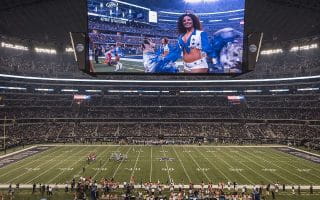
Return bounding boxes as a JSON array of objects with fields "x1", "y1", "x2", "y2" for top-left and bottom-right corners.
[
  {"x1": 35, "y1": 47, "x2": 56, "y2": 54},
  {"x1": 222, "y1": 90, "x2": 238, "y2": 93},
  {"x1": 180, "y1": 91, "x2": 199, "y2": 93},
  {"x1": 269, "y1": 89, "x2": 289, "y2": 92},
  {"x1": 228, "y1": 17, "x2": 243, "y2": 21},
  {"x1": 179, "y1": 90, "x2": 237, "y2": 93},
  {"x1": 65, "y1": 47, "x2": 74, "y2": 53},
  {"x1": 35, "y1": 88, "x2": 54, "y2": 92},
  {"x1": 108, "y1": 90, "x2": 139, "y2": 93},
  {"x1": 141, "y1": 91, "x2": 161, "y2": 93},
  {"x1": 290, "y1": 46, "x2": 299, "y2": 52},
  {"x1": 297, "y1": 88, "x2": 319, "y2": 91},
  {"x1": 85, "y1": 90, "x2": 102, "y2": 93},
  {"x1": 209, "y1": 19, "x2": 223, "y2": 22},
  {"x1": 299, "y1": 45, "x2": 310, "y2": 50},
  {"x1": 261, "y1": 49, "x2": 283, "y2": 55},
  {"x1": 290, "y1": 44, "x2": 317, "y2": 52},
  {"x1": 61, "y1": 89, "x2": 78, "y2": 92},
  {"x1": 1, "y1": 42, "x2": 28, "y2": 51},
  {"x1": 244, "y1": 90, "x2": 262, "y2": 93},
  {"x1": 0, "y1": 86, "x2": 27, "y2": 90},
  {"x1": 300, "y1": 44, "x2": 318, "y2": 50}
]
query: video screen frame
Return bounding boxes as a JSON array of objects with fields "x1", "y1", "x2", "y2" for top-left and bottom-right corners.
[{"x1": 85, "y1": 0, "x2": 249, "y2": 75}]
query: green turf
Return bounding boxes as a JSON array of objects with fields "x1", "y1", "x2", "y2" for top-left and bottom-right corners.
[
  {"x1": 1, "y1": 145, "x2": 320, "y2": 185},
  {"x1": 93, "y1": 58, "x2": 184, "y2": 73},
  {"x1": 93, "y1": 59, "x2": 145, "y2": 73}
]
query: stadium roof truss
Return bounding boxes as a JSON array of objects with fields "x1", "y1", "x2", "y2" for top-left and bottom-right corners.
[{"x1": 0, "y1": 0, "x2": 319, "y2": 43}]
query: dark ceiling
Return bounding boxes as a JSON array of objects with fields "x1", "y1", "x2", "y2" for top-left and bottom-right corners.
[
  {"x1": 0, "y1": 0, "x2": 87, "y2": 44},
  {"x1": 0, "y1": 0, "x2": 319, "y2": 45}
]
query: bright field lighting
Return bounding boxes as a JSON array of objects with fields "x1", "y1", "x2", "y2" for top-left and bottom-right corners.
[
  {"x1": 261, "y1": 49, "x2": 283, "y2": 55},
  {"x1": 65, "y1": 47, "x2": 74, "y2": 52},
  {"x1": 1, "y1": 42, "x2": 29, "y2": 51},
  {"x1": 35, "y1": 47, "x2": 57, "y2": 54}
]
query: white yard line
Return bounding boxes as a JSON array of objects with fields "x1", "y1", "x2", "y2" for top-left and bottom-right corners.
[
  {"x1": 161, "y1": 145, "x2": 172, "y2": 183},
  {"x1": 193, "y1": 147, "x2": 230, "y2": 181},
  {"x1": 182, "y1": 146, "x2": 211, "y2": 182},
  {"x1": 172, "y1": 146, "x2": 192, "y2": 183},
  {"x1": 92, "y1": 146, "x2": 117, "y2": 180},
  {"x1": 246, "y1": 148, "x2": 315, "y2": 184},
  {"x1": 48, "y1": 146, "x2": 100, "y2": 183},
  {"x1": 205, "y1": 147, "x2": 254, "y2": 184},
  {"x1": 0, "y1": 146, "x2": 36, "y2": 159},
  {"x1": 276, "y1": 147, "x2": 320, "y2": 175},
  {"x1": 25, "y1": 146, "x2": 89, "y2": 184},
  {"x1": 6, "y1": 158, "x2": 60, "y2": 183},
  {"x1": 150, "y1": 147, "x2": 153, "y2": 182},
  {"x1": 236, "y1": 148, "x2": 292, "y2": 184},
  {"x1": 265, "y1": 149, "x2": 320, "y2": 181},
  {"x1": 0, "y1": 146, "x2": 61, "y2": 178},
  {"x1": 5, "y1": 147, "x2": 69, "y2": 183},
  {"x1": 224, "y1": 148, "x2": 274, "y2": 183},
  {"x1": 112, "y1": 146, "x2": 132, "y2": 178},
  {"x1": 130, "y1": 146, "x2": 142, "y2": 178}
]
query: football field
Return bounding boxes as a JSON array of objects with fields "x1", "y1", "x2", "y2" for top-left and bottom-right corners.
[
  {"x1": 1, "y1": 145, "x2": 320, "y2": 185},
  {"x1": 92, "y1": 57, "x2": 184, "y2": 73},
  {"x1": 93, "y1": 58, "x2": 145, "y2": 73},
  {"x1": 0, "y1": 145, "x2": 320, "y2": 185}
]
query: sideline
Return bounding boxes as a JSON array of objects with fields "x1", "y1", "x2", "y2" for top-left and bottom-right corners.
[
  {"x1": 0, "y1": 184, "x2": 319, "y2": 190},
  {"x1": 288, "y1": 147, "x2": 320, "y2": 158},
  {"x1": 0, "y1": 146, "x2": 36, "y2": 159},
  {"x1": 37, "y1": 144, "x2": 287, "y2": 148}
]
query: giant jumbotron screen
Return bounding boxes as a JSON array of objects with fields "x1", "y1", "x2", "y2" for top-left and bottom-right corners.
[{"x1": 87, "y1": 0, "x2": 246, "y2": 74}]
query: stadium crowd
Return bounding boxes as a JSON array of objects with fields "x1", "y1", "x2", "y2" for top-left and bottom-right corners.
[
  {"x1": 2, "y1": 122, "x2": 319, "y2": 148},
  {"x1": 89, "y1": 21, "x2": 178, "y2": 38},
  {"x1": 0, "y1": 46, "x2": 77, "y2": 76},
  {"x1": 88, "y1": 19, "x2": 241, "y2": 40},
  {"x1": 1, "y1": 90, "x2": 319, "y2": 150},
  {"x1": 251, "y1": 49, "x2": 320, "y2": 77},
  {"x1": 1, "y1": 92, "x2": 320, "y2": 119},
  {"x1": 88, "y1": 32, "x2": 167, "y2": 48}
]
